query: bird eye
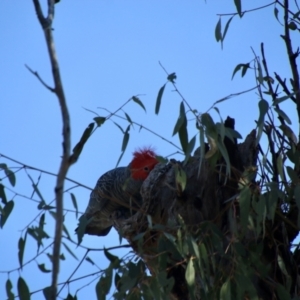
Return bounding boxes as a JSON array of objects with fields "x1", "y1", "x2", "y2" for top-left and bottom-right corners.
[{"x1": 144, "y1": 166, "x2": 149, "y2": 172}]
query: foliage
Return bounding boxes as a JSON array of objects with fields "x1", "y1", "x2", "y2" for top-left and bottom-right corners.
[{"x1": 1, "y1": 0, "x2": 300, "y2": 299}]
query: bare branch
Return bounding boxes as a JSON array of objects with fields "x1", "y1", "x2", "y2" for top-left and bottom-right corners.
[{"x1": 32, "y1": 0, "x2": 72, "y2": 298}]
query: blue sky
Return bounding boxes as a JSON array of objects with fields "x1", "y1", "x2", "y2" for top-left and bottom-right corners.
[{"x1": 0, "y1": 1, "x2": 298, "y2": 299}]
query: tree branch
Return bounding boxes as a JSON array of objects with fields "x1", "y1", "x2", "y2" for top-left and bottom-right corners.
[
  {"x1": 283, "y1": 0, "x2": 300, "y2": 138},
  {"x1": 32, "y1": 0, "x2": 71, "y2": 299}
]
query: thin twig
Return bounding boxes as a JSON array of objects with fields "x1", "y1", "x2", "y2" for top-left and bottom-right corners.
[
  {"x1": 57, "y1": 249, "x2": 90, "y2": 296},
  {"x1": 217, "y1": 1, "x2": 276, "y2": 17},
  {"x1": 0, "y1": 153, "x2": 92, "y2": 191},
  {"x1": 274, "y1": 72, "x2": 297, "y2": 103},
  {"x1": 98, "y1": 107, "x2": 183, "y2": 152},
  {"x1": 25, "y1": 64, "x2": 54, "y2": 92}
]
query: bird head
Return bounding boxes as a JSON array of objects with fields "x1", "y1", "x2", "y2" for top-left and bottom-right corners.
[{"x1": 130, "y1": 147, "x2": 159, "y2": 180}]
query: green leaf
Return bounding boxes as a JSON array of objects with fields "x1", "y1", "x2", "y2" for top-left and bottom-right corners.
[
  {"x1": 274, "y1": 107, "x2": 292, "y2": 125},
  {"x1": 184, "y1": 135, "x2": 197, "y2": 163},
  {"x1": 17, "y1": 277, "x2": 30, "y2": 300},
  {"x1": 132, "y1": 96, "x2": 146, "y2": 112},
  {"x1": 94, "y1": 116, "x2": 106, "y2": 127},
  {"x1": 0, "y1": 183, "x2": 7, "y2": 204},
  {"x1": 286, "y1": 166, "x2": 298, "y2": 183},
  {"x1": 121, "y1": 125, "x2": 130, "y2": 152},
  {"x1": 37, "y1": 263, "x2": 51, "y2": 273},
  {"x1": 155, "y1": 84, "x2": 166, "y2": 115},
  {"x1": 276, "y1": 283, "x2": 291, "y2": 300},
  {"x1": 239, "y1": 186, "x2": 251, "y2": 231},
  {"x1": 18, "y1": 235, "x2": 26, "y2": 269},
  {"x1": 96, "y1": 272, "x2": 112, "y2": 300},
  {"x1": 70, "y1": 122, "x2": 95, "y2": 163},
  {"x1": 173, "y1": 103, "x2": 188, "y2": 153},
  {"x1": 175, "y1": 165, "x2": 187, "y2": 192},
  {"x1": 220, "y1": 279, "x2": 231, "y2": 300},
  {"x1": 185, "y1": 259, "x2": 195, "y2": 298},
  {"x1": 5, "y1": 168, "x2": 16, "y2": 187},
  {"x1": 215, "y1": 18, "x2": 222, "y2": 42},
  {"x1": 155, "y1": 155, "x2": 168, "y2": 164},
  {"x1": 256, "y1": 99, "x2": 269, "y2": 145},
  {"x1": 62, "y1": 242, "x2": 78, "y2": 260},
  {"x1": 0, "y1": 200, "x2": 14, "y2": 228},
  {"x1": 70, "y1": 193, "x2": 78, "y2": 219},
  {"x1": 167, "y1": 72, "x2": 177, "y2": 83},
  {"x1": 6, "y1": 279, "x2": 15, "y2": 300},
  {"x1": 234, "y1": 0, "x2": 242, "y2": 17},
  {"x1": 257, "y1": 60, "x2": 264, "y2": 84}
]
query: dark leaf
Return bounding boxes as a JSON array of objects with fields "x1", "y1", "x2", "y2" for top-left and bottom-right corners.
[
  {"x1": 18, "y1": 235, "x2": 26, "y2": 269},
  {"x1": 86, "y1": 256, "x2": 95, "y2": 265},
  {"x1": 220, "y1": 279, "x2": 231, "y2": 300},
  {"x1": 121, "y1": 125, "x2": 130, "y2": 152},
  {"x1": 132, "y1": 96, "x2": 146, "y2": 112},
  {"x1": 288, "y1": 21, "x2": 297, "y2": 30},
  {"x1": 222, "y1": 16, "x2": 234, "y2": 42},
  {"x1": 70, "y1": 193, "x2": 78, "y2": 219},
  {"x1": 94, "y1": 116, "x2": 106, "y2": 127},
  {"x1": 124, "y1": 112, "x2": 132, "y2": 124},
  {"x1": 6, "y1": 279, "x2": 15, "y2": 300},
  {"x1": 234, "y1": 0, "x2": 242, "y2": 17},
  {"x1": 274, "y1": 7, "x2": 279, "y2": 22},
  {"x1": 231, "y1": 63, "x2": 246, "y2": 79},
  {"x1": 167, "y1": 72, "x2": 177, "y2": 83},
  {"x1": 71, "y1": 122, "x2": 95, "y2": 163},
  {"x1": 0, "y1": 183, "x2": 7, "y2": 204},
  {"x1": 37, "y1": 263, "x2": 51, "y2": 273},
  {"x1": 17, "y1": 277, "x2": 30, "y2": 300},
  {"x1": 113, "y1": 122, "x2": 125, "y2": 133},
  {"x1": 155, "y1": 84, "x2": 166, "y2": 115},
  {"x1": 64, "y1": 294, "x2": 77, "y2": 300},
  {"x1": 0, "y1": 200, "x2": 14, "y2": 228},
  {"x1": 241, "y1": 63, "x2": 250, "y2": 77},
  {"x1": 215, "y1": 18, "x2": 222, "y2": 42},
  {"x1": 43, "y1": 286, "x2": 51, "y2": 300},
  {"x1": 5, "y1": 168, "x2": 16, "y2": 187},
  {"x1": 104, "y1": 248, "x2": 119, "y2": 265}
]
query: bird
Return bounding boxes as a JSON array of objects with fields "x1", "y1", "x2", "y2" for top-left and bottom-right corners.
[{"x1": 77, "y1": 147, "x2": 159, "y2": 236}]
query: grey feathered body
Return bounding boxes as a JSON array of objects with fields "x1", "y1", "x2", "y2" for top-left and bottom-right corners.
[{"x1": 83, "y1": 166, "x2": 143, "y2": 236}]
